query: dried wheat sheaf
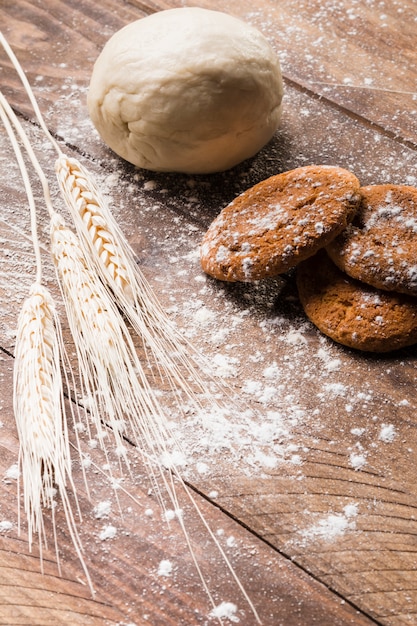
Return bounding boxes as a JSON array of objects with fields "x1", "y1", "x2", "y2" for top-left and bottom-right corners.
[
  {"x1": 0, "y1": 91, "x2": 93, "y2": 590},
  {"x1": 0, "y1": 31, "x2": 261, "y2": 624}
]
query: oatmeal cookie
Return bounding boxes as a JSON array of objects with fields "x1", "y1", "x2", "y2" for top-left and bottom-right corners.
[
  {"x1": 327, "y1": 184, "x2": 417, "y2": 296},
  {"x1": 200, "y1": 165, "x2": 361, "y2": 281},
  {"x1": 296, "y1": 250, "x2": 417, "y2": 352}
]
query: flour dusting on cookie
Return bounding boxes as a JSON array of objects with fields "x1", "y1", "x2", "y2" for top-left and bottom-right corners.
[
  {"x1": 200, "y1": 165, "x2": 361, "y2": 282},
  {"x1": 296, "y1": 250, "x2": 417, "y2": 353},
  {"x1": 327, "y1": 184, "x2": 417, "y2": 295}
]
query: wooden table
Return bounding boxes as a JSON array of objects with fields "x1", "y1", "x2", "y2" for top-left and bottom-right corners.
[{"x1": 1, "y1": 1, "x2": 417, "y2": 624}]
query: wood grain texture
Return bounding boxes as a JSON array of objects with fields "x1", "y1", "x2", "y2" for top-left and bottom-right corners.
[
  {"x1": 0, "y1": 348, "x2": 373, "y2": 625},
  {"x1": 1, "y1": 1, "x2": 417, "y2": 625}
]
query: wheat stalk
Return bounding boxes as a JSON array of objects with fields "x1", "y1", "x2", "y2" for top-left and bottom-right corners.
[
  {"x1": 13, "y1": 284, "x2": 90, "y2": 583},
  {"x1": 0, "y1": 94, "x2": 92, "y2": 591},
  {"x1": 54, "y1": 154, "x2": 231, "y2": 411},
  {"x1": 1, "y1": 36, "x2": 262, "y2": 623}
]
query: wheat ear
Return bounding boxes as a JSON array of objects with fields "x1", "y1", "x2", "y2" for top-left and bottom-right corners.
[
  {"x1": 55, "y1": 155, "x2": 232, "y2": 409},
  {"x1": 49, "y1": 212, "x2": 169, "y2": 464},
  {"x1": 13, "y1": 285, "x2": 89, "y2": 579},
  {"x1": 0, "y1": 95, "x2": 93, "y2": 591},
  {"x1": 13, "y1": 286, "x2": 65, "y2": 542}
]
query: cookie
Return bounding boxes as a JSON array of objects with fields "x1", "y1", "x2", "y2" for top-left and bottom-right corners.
[
  {"x1": 327, "y1": 184, "x2": 417, "y2": 296},
  {"x1": 296, "y1": 250, "x2": 417, "y2": 353},
  {"x1": 200, "y1": 165, "x2": 361, "y2": 282}
]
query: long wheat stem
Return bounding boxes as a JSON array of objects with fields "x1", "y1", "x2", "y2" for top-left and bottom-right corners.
[
  {"x1": 0, "y1": 31, "x2": 61, "y2": 153},
  {"x1": 0, "y1": 95, "x2": 92, "y2": 592},
  {"x1": 52, "y1": 162, "x2": 261, "y2": 626}
]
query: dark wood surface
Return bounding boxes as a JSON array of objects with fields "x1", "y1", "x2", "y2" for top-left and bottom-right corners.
[{"x1": 1, "y1": 1, "x2": 417, "y2": 624}]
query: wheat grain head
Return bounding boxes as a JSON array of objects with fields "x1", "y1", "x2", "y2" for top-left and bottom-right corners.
[
  {"x1": 13, "y1": 282, "x2": 93, "y2": 587},
  {"x1": 55, "y1": 155, "x2": 230, "y2": 412},
  {"x1": 49, "y1": 212, "x2": 173, "y2": 468},
  {"x1": 14, "y1": 283, "x2": 69, "y2": 540},
  {"x1": 55, "y1": 155, "x2": 134, "y2": 300}
]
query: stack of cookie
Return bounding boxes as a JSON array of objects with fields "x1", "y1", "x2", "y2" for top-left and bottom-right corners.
[{"x1": 199, "y1": 166, "x2": 417, "y2": 352}]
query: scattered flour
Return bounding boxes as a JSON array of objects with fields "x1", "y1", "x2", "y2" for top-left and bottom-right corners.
[
  {"x1": 99, "y1": 525, "x2": 117, "y2": 540},
  {"x1": 157, "y1": 559, "x2": 173, "y2": 577},
  {"x1": 160, "y1": 450, "x2": 188, "y2": 470},
  {"x1": 4, "y1": 464, "x2": 19, "y2": 480},
  {"x1": 210, "y1": 601, "x2": 240, "y2": 623},
  {"x1": 94, "y1": 500, "x2": 112, "y2": 519},
  {"x1": 163, "y1": 508, "x2": 183, "y2": 523},
  {"x1": 0, "y1": 521, "x2": 13, "y2": 532},
  {"x1": 379, "y1": 424, "x2": 396, "y2": 442},
  {"x1": 283, "y1": 329, "x2": 307, "y2": 346},
  {"x1": 349, "y1": 453, "x2": 367, "y2": 470},
  {"x1": 399, "y1": 399, "x2": 410, "y2": 406},
  {"x1": 316, "y1": 348, "x2": 342, "y2": 372},
  {"x1": 143, "y1": 180, "x2": 158, "y2": 191},
  {"x1": 321, "y1": 382, "x2": 348, "y2": 397},
  {"x1": 196, "y1": 461, "x2": 210, "y2": 474},
  {"x1": 212, "y1": 353, "x2": 239, "y2": 378},
  {"x1": 301, "y1": 503, "x2": 358, "y2": 543},
  {"x1": 262, "y1": 361, "x2": 280, "y2": 379},
  {"x1": 192, "y1": 305, "x2": 217, "y2": 325}
]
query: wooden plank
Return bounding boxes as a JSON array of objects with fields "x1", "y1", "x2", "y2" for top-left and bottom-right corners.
[
  {"x1": 1, "y1": 1, "x2": 417, "y2": 625},
  {"x1": 0, "y1": 352, "x2": 374, "y2": 624},
  {"x1": 2, "y1": 107, "x2": 404, "y2": 623}
]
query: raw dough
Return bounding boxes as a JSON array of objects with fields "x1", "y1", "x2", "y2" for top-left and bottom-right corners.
[{"x1": 87, "y1": 8, "x2": 283, "y2": 174}]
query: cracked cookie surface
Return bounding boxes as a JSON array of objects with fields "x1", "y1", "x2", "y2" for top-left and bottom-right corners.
[
  {"x1": 327, "y1": 184, "x2": 417, "y2": 296},
  {"x1": 297, "y1": 250, "x2": 417, "y2": 352},
  {"x1": 200, "y1": 165, "x2": 361, "y2": 282}
]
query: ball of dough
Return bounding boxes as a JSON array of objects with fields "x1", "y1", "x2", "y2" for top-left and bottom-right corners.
[{"x1": 87, "y1": 8, "x2": 283, "y2": 174}]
